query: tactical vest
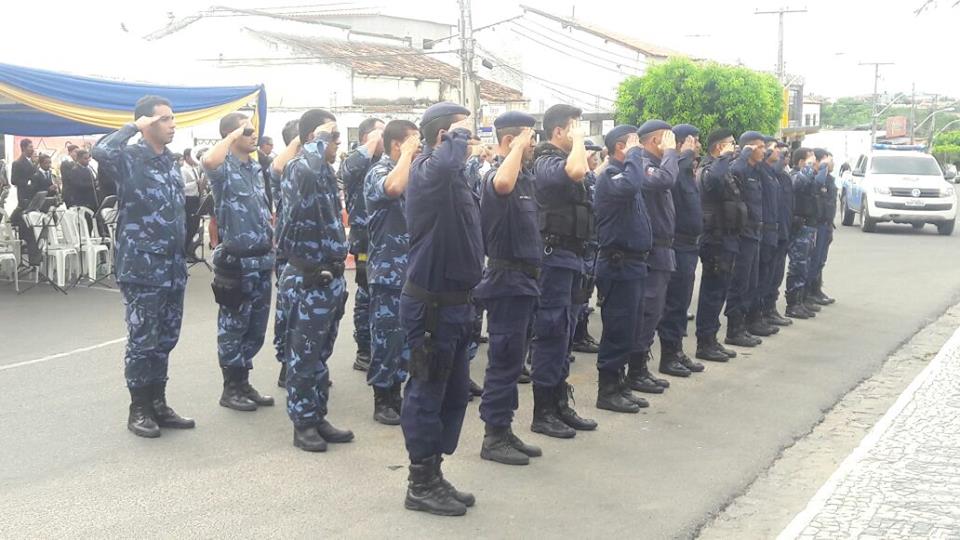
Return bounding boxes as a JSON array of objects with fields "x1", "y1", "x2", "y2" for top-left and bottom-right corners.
[
  {"x1": 534, "y1": 144, "x2": 595, "y2": 245},
  {"x1": 699, "y1": 160, "x2": 747, "y2": 236},
  {"x1": 792, "y1": 171, "x2": 819, "y2": 220}
]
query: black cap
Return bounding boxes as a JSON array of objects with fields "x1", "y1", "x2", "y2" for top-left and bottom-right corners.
[
  {"x1": 738, "y1": 131, "x2": 766, "y2": 146},
  {"x1": 585, "y1": 140, "x2": 603, "y2": 152},
  {"x1": 421, "y1": 102, "x2": 470, "y2": 129},
  {"x1": 638, "y1": 119, "x2": 672, "y2": 137},
  {"x1": 604, "y1": 125, "x2": 637, "y2": 151},
  {"x1": 494, "y1": 111, "x2": 536, "y2": 130},
  {"x1": 672, "y1": 124, "x2": 700, "y2": 142}
]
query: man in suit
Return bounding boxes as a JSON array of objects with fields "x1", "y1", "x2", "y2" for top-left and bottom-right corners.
[{"x1": 11, "y1": 139, "x2": 37, "y2": 209}]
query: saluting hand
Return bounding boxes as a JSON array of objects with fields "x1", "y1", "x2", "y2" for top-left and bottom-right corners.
[
  {"x1": 314, "y1": 121, "x2": 337, "y2": 137},
  {"x1": 624, "y1": 133, "x2": 641, "y2": 151},
  {"x1": 680, "y1": 135, "x2": 697, "y2": 153},
  {"x1": 659, "y1": 130, "x2": 677, "y2": 153},
  {"x1": 450, "y1": 117, "x2": 474, "y2": 135},
  {"x1": 134, "y1": 115, "x2": 162, "y2": 132},
  {"x1": 365, "y1": 129, "x2": 384, "y2": 152},
  {"x1": 400, "y1": 133, "x2": 421, "y2": 157},
  {"x1": 510, "y1": 127, "x2": 535, "y2": 150},
  {"x1": 720, "y1": 142, "x2": 736, "y2": 156}
]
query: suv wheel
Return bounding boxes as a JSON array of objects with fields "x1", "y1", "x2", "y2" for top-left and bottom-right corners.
[
  {"x1": 840, "y1": 193, "x2": 856, "y2": 226},
  {"x1": 861, "y1": 197, "x2": 878, "y2": 233},
  {"x1": 938, "y1": 220, "x2": 955, "y2": 236}
]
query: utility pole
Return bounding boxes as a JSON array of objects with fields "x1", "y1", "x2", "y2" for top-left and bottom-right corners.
[
  {"x1": 754, "y1": 7, "x2": 807, "y2": 82},
  {"x1": 910, "y1": 82, "x2": 916, "y2": 144},
  {"x1": 458, "y1": 0, "x2": 479, "y2": 132},
  {"x1": 860, "y1": 61, "x2": 894, "y2": 145}
]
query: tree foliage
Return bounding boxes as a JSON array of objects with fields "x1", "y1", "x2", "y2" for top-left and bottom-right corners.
[
  {"x1": 615, "y1": 57, "x2": 783, "y2": 137},
  {"x1": 820, "y1": 97, "x2": 873, "y2": 128},
  {"x1": 933, "y1": 130, "x2": 960, "y2": 165}
]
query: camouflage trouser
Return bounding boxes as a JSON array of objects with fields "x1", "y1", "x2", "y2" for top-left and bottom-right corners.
[
  {"x1": 120, "y1": 283, "x2": 185, "y2": 389},
  {"x1": 786, "y1": 226, "x2": 818, "y2": 294},
  {"x1": 367, "y1": 284, "x2": 409, "y2": 389},
  {"x1": 281, "y1": 268, "x2": 347, "y2": 428},
  {"x1": 353, "y1": 280, "x2": 371, "y2": 354},
  {"x1": 218, "y1": 270, "x2": 272, "y2": 369},
  {"x1": 273, "y1": 260, "x2": 288, "y2": 363}
]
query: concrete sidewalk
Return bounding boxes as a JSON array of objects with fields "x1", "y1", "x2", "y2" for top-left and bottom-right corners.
[{"x1": 780, "y1": 326, "x2": 960, "y2": 539}]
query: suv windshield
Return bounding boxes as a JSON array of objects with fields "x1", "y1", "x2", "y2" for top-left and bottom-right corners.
[{"x1": 870, "y1": 155, "x2": 943, "y2": 176}]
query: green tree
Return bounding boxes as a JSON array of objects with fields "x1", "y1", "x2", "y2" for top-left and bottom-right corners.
[
  {"x1": 615, "y1": 58, "x2": 783, "y2": 137},
  {"x1": 932, "y1": 130, "x2": 960, "y2": 165},
  {"x1": 820, "y1": 97, "x2": 873, "y2": 128}
]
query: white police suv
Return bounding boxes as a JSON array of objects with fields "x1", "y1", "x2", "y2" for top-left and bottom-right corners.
[{"x1": 840, "y1": 145, "x2": 957, "y2": 235}]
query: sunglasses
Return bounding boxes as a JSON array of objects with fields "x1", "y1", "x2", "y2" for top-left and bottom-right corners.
[{"x1": 242, "y1": 128, "x2": 255, "y2": 137}]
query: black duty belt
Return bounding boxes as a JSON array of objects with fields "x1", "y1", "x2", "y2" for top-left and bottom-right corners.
[
  {"x1": 674, "y1": 232, "x2": 702, "y2": 247},
  {"x1": 598, "y1": 247, "x2": 649, "y2": 263},
  {"x1": 653, "y1": 237, "x2": 674, "y2": 249},
  {"x1": 286, "y1": 255, "x2": 345, "y2": 287},
  {"x1": 488, "y1": 258, "x2": 541, "y2": 280},
  {"x1": 402, "y1": 281, "x2": 472, "y2": 308},
  {"x1": 543, "y1": 234, "x2": 587, "y2": 257}
]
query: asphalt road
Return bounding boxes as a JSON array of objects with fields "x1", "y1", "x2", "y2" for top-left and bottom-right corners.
[{"x1": 3, "y1": 220, "x2": 960, "y2": 539}]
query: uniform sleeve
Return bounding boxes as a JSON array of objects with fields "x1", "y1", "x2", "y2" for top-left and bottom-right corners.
[
  {"x1": 420, "y1": 128, "x2": 470, "y2": 184},
  {"x1": 605, "y1": 148, "x2": 645, "y2": 197},
  {"x1": 815, "y1": 164, "x2": 829, "y2": 186},
  {"x1": 203, "y1": 161, "x2": 228, "y2": 187},
  {"x1": 534, "y1": 154, "x2": 573, "y2": 190},
  {"x1": 702, "y1": 156, "x2": 732, "y2": 195},
  {"x1": 340, "y1": 147, "x2": 371, "y2": 191},
  {"x1": 364, "y1": 165, "x2": 391, "y2": 204},
  {"x1": 91, "y1": 123, "x2": 139, "y2": 178},
  {"x1": 641, "y1": 149, "x2": 679, "y2": 190}
]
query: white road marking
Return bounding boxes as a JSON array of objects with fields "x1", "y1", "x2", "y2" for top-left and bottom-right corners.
[{"x1": 0, "y1": 337, "x2": 127, "y2": 372}]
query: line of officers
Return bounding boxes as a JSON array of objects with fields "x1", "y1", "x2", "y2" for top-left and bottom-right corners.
[{"x1": 96, "y1": 95, "x2": 838, "y2": 518}]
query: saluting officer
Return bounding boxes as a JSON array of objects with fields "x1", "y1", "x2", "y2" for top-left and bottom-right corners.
[
  {"x1": 785, "y1": 147, "x2": 819, "y2": 319},
  {"x1": 807, "y1": 148, "x2": 837, "y2": 307},
  {"x1": 762, "y1": 142, "x2": 795, "y2": 327},
  {"x1": 202, "y1": 113, "x2": 275, "y2": 413},
  {"x1": 571, "y1": 141, "x2": 603, "y2": 355},
  {"x1": 399, "y1": 102, "x2": 483, "y2": 517},
  {"x1": 277, "y1": 109, "x2": 354, "y2": 452},
  {"x1": 92, "y1": 95, "x2": 195, "y2": 438},
  {"x1": 746, "y1": 136, "x2": 784, "y2": 338},
  {"x1": 474, "y1": 111, "x2": 544, "y2": 466}
]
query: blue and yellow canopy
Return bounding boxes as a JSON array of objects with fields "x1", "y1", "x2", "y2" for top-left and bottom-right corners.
[{"x1": 0, "y1": 62, "x2": 266, "y2": 137}]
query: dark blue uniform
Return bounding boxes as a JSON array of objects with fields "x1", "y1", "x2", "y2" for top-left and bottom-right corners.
[
  {"x1": 724, "y1": 154, "x2": 763, "y2": 327},
  {"x1": 464, "y1": 154, "x2": 485, "y2": 362},
  {"x1": 474, "y1": 155, "x2": 542, "y2": 428},
  {"x1": 92, "y1": 123, "x2": 187, "y2": 389},
  {"x1": 340, "y1": 147, "x2": 375, "y2": 361},
  {"x1": 765, "y1": 158, "x2": 794, "y2": 311},
  {"x1": 787, "y1": 166, "x2": 820, "y2": 297},
  {"x1": 400, "y1": 127, "x2": 483, "y2": 462},
  {"x1": 277, "y1": 136, "x2": 349, "y2": 428},
  {"x1": 364, "y1": 154, "x2": 410, "y2": 391},
  {"x1": 207, "y1": 153, "x2": 274, "y2": 372},
  {"x1": 752, "y1": 161, "x2": 781, "y2": 317},
  {"x1": 659, "y1": 149, "x2": 702, "y2": 347},
  {"x1": 808, "y1": 171, "x2": 836, "y2": 289}
]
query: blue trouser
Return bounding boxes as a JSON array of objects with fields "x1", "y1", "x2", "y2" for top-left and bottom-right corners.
[
  {"x1": 696, "y1": 243, "x2": 736, "y2": 339},
  {"x1": 120, "y1": 283, "x2": 185, "y2": 388},
  {"x1": 281, "y1": 269, "x2": 347, "y2": 428},
  {"x1": 807, "y1": 223, "x2": 833, "y2": 285},
  {"x1": 400, "y1": 296, "x2": 473, "y2": 462},
  {"x1": 725, "y1": 237, "x2": 759, "y2": 319},
  {"x1": 367, "y1": 284, "x2": 408, "y2": 389},
  {"x1": 765, "y1": 240, "x2": 790, "y2": 308},
  {"x1": 468, "y1": 300, "x2": 484, "y2": 361},
  {"x1": 595, "y1": 276, "x2": 645, "y2": 373},
  {"x1": 353, "y1": 276, "x2": 371, "y2": 354},
  {"x1": 577, "y1": 247, "x2": 597, "y2": 327},
  {"x1": 659, "y1": 248, "x2": 699, "y2": 346},
  {"x1": 218, "y1": 270, "x2": 272, "y2": 369},
  {"x1": 787, "y1": 226, "x2": 817, "y2": 294},
  {"x1": 273, "y1": 260, "x2": 288, "y2": 363},
  {"x1": 752, "y1": 243, "x2": 779, "y2": 313},
  {"x1": 479, "y1": 295, "x2": 537, "y2": 427},
  {"x1": 638, "y1": 269, "x2": 672, "y2": 353},
  {"x1": 531, "y1": 265, "x2": 575, "y2": 387}
]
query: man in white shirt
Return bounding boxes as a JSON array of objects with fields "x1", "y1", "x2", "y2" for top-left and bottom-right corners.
[{"x1": 181, "y1": 148, "x2": 203, "y2": 262}]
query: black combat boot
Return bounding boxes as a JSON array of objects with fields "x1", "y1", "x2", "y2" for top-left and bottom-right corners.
[
  {"x1": 530, "y1": 385, "x2": 576, "y2": 439},
  {"x1": 618, "y1": 366, "x2": 649, "y2": 408},
  {"x1": 572, "y1": 316, "x2": 600, "y2": 353},
  {"x1": 505, "y1": 426, "x2": 542, "y2": 457},
  {"x1": 518, "y1": 363, "x2": 531, "y2": 384},
  {"x1": 277, "y1": 362, "x2": 287, "y2": 388},
  {"x1": 469, "y1": 379, "x2": 484, "y2": 397},
  {"x1": 391, "y1": 380, "x2": 404, "y2": 415},
  {"x1": 747, "y1": 308, "x2": 780, "y2": 337},
  {"x1": 353, "y1": 349, "x2": 371, "y2": 372},
  {"x1": 316, "y1": 419, "x2": 354, "y2": 443},
  {"x1": 764, "y1": 306, "x2": 794, "y2": 326},
  {"x1": 815, "y1": 278, "x2": 836, "y2": 305},
  {"x1": 239, "y1": 369, "x2": 274, "y2": 406},
  {"x1": 151, "y1": 382, "x2": 195, "y2": 429},
  {"x1": 404, "y1": 456, "x2": 467, "y2": 516},
  {"x1": 725, "y1": 314, "x2": 761, "y2": 347},
  {"x1": 596, "y1": 369, "x2": 641, "y2": 413},
  {"x1": 435, "y1": 455, "x2": 476, "y2": 507},
  {"x1": 127, "y1": 386, "x2": 160, "y2": 438},
  {"x1": 696, "y1": 335, "x2": 730, "y2": 362},
  {"x1": 293, "y1": 425, "x2": 327, "y2": 452},
  {"x1": 667, "y1": 342, "x2": 705, "y2": 373},
  {"x1": 220, "y1": 367, "x2": 257, "y2": 412},
  {"x1": 373, "y1": 385, "x2": 401, "y2": 426},
  {"x1": 785, "y1": 290, "x2": 809, "y2": 319},
  {"x1": 481, "y1": 424, "x2": 530, "y2": 465},
  {"x1": 659, "y1": 343, "x2": 693, "y2": 378},
  {"x1": 801, "y1": 289, "x2": 822, "y2": 313},
  {"x1": 627, "y1": 352, "x2": 666, "y2": 393},
  {"x1": 557, "y1": 382, "x2": 598, "y2": 431}
]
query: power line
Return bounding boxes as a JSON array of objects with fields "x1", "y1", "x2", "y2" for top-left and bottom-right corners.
[
  {"x1": 198, "y1": 49, "x2": 462, "y2": 63},
  {"x1": 515, "y1": 15, "x2": 650, "y2": 67},
  {"x1": 505, "y1": 21, "x2": 644, "y2": 77},
  {"x1": 508, "y1": 20, "x2": 646, "y2": 74},
  {"x1": 492, "y1": 60, "x2": 615, "y2": 104}
]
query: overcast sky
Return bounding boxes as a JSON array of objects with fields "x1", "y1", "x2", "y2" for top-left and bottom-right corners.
[{"x1": 2, "y1": 0, "x2": 957, "y2": 100}]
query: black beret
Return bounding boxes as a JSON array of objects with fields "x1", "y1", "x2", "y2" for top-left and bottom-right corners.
[
  {"x1": 603, "y1": 125, "x2": 637, "y2": 150},
  {"x1": 421, "y1": 102, "x2": 470, "y2": 128},
  {"x1": 585, "y1": 139, "x2": 603, "y2": 152},
  {"x1": 738, "y1": 130, "x2": 766, "y2": 146},
  {"x1": 638, "y1": 119, "x2": 672, "y2": 137},
  {"x1": 672, "y1": 124, "x2": 699, "y2": 142},
  {"x1": 763, "y1": 135, "x2": 778, "y2": 144},
  {"x1": 494, "y1": 111, "x2": 536, "y2": 130}
]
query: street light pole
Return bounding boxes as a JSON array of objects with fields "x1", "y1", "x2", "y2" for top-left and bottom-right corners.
[
  {"x1": 458, "y1": 0, "x2": 479, "y2": 132},
  {"x1": 755, "y1": 7, "x2": 807, "y2": 82}
]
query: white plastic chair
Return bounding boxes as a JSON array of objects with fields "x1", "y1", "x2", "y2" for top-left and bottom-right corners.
[
  {"x1": 28, "y1": 210, "x2": 80, "y2": 288},
  {"x1": 75, "y1": 207, "x2": 110, "y2": 279}
]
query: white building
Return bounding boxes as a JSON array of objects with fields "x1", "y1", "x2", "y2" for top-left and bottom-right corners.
[{"x1": 803, "y1": 98, "x2": 822, "y2": 129}]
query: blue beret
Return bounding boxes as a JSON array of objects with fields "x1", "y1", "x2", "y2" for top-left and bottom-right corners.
[
  {"x1": 638, "y1": 119, "x2": 672, "y2": 137},
  {"x1": 585, "y1": 139, "x2": 603, "y2": 152},
  {"x1": 603, "y1": 125, "x2": 637, "y2": 150},
  {"x1": 763, "y1": 135, "x2": 777, "y2": 144},
  {"x1": 421, "y1": 102, "x2": 470, "y2": 128},
  {"x1": 738, "y1": 131, "x2": 766, "y2": 146},
  {"x1": 673, "y1": 124, "x2": 700, "y2": 142},
  {"x1": 494, "y1": 111, "x2": 536, "y2": 130}
]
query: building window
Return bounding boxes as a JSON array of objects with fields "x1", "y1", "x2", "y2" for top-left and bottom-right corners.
[
  {"x1": 813, "y1": 114, "x2": 818, "y2": 126},
  {"x1": 804, "y1": 114, "x2": 811, "y2": 126}
]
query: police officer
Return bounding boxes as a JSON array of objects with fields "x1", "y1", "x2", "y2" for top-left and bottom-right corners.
[
  {"x1": 786, "y1": 147, "x2": 819, "y2": 319},
  {"x1": 807, "y1": 148, "x2": 837, "y2": 306},
  {"x1": 92, "y1": 95, "x2": 194, "y2": 438},
  {"x1": 594, "y1": 125, "x2": 654, "y2": 413},
  {"x1": 762, "y1": 142, "x2": 795, "y2": 327},
  {"x1": 530, "y1": 104, "x2": 597, "y2": 439},
  {"x1": 364, "y1": 119, "x2": 419, "y2": 425},
  {"x1": 340, "y1": 117, "x2": 385, "y2": 371},
  {"x1": 723, "y1": 131, "x2": 768, "y2": 348},
  {"x1": 473, "y1": 111, "x2": 545, "y2": 466},
  {"x1": 658, "y1": 124, "x2": 706, "y2": 374},
  {"x1": 747, "y1": 136, "x2": 784, "y2": 337},
  {"x1": 400, "y1": 102, "x2": 482, "y2": 516},
  {"x1": 277, "y1": 109, "x2": 354, "y2": 452},
  {"x1": 571, "y1": 141, "x2": 602, "y2": 355},
  {"x1": 202, "y1": 113, "x2": 275, "y2": 412},
  {"x1": 694, "y1": 129, "x2": 743, "y2": 362}
]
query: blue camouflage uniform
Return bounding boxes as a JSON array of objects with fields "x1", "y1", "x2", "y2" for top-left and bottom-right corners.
[
  {"x1": 753, "y1": 160, "x2": 782, "y2": 316},
  {"x1": 595, "y1": 148, "x2": 652, "y2": 374},
  {"x1": 400, "y1": 126, "x2": 484, "y2": 462},
  {"x1": 364, "y1": 154, "x2": 410, "y2": 390},
  {"x1": 277, "y1": 135, "x2": 349, "y2": 428},
  {"x1": 269, "y1": 165, "x2": 290, "y2": 365},
  {"x1": 724, "y1": 154, "x2": 763, "y2": 325},
  {"x1": 340, "y1": 147, "x2": 376, "y2": 358},
  {"x1": 786, "y1": 165, "x2": 821, "y2": 297},
  {"x1": 207, "y1": 153, "x2": 275, "y2": 371},
  {"x1": 637, "y1": 148, "x2": 679, "y2": 353},
  {"x1": 659, "y1": 148, "x2": 703, "y2": 348},
  {"x1": 474, "y1": 155, "x2": 542, "y2": 428},
  {"x1": 808, "y1": 171, "x2": 836, "y2": 288},
  {"x1": 92, "y1": 123, "x2": 187, "y2": 389},
  {"x1": 765, "y1": 157, "x2": 794, "y2": 310}
]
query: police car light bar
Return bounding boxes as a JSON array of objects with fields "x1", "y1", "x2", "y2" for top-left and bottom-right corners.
[{"x1": 872, "y1": 143, "x2": 927, "y2": 151}]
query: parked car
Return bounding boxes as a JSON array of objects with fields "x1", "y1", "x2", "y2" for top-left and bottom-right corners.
[{"x1": 839, "y1": 145, "x2": 957, "y2": 235}]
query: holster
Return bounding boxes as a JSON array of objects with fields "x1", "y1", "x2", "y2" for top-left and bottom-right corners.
[
  {"x1": 355, "y1": 253, "x2": 368, "y2": 289},
  {"x1": 403, "y1": 281, "x2": 471, "y2": 382},
  {"x1": 211, "y1": 252, "x2": 245, "y2": 309}
]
